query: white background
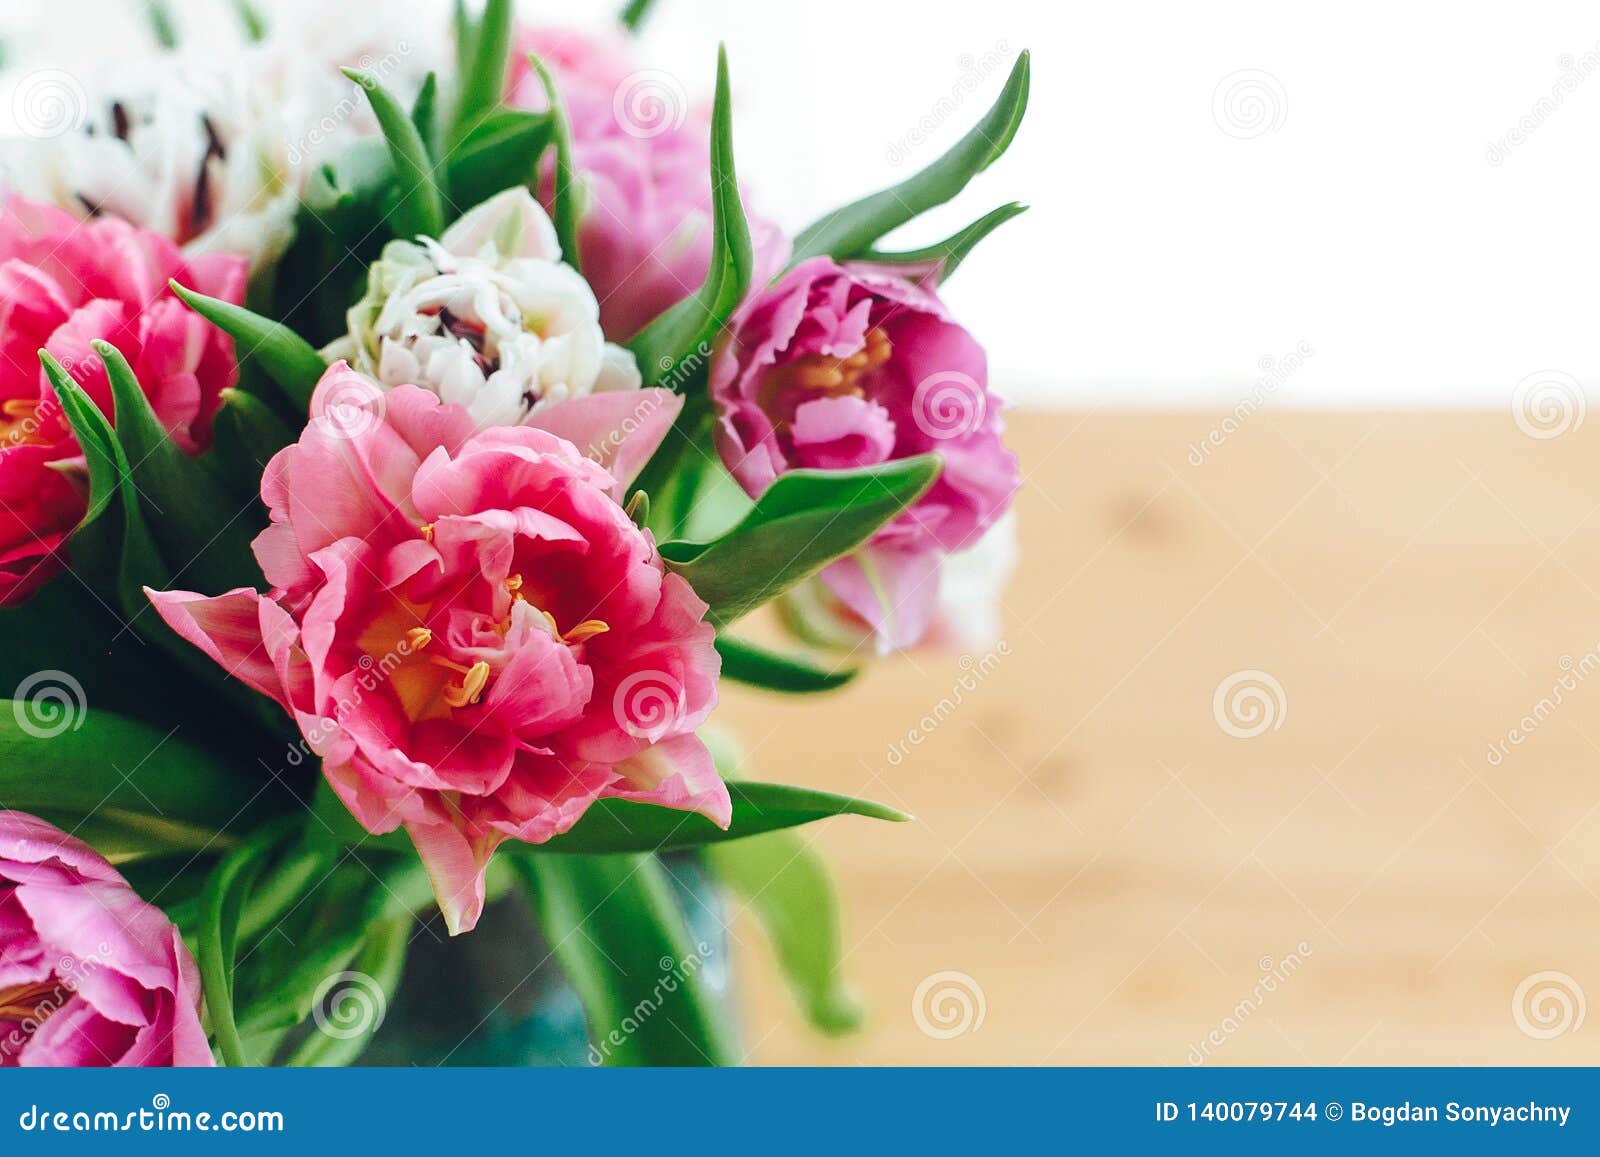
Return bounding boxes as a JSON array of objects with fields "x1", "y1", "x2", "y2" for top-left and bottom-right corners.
[{"x1": 4, "y1": 0, "x2": 1600, "y2": 409}]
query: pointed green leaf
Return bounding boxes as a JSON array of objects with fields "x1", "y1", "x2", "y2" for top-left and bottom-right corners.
[
  {"x1": 445, "y1": 108, "x2": 554, "y2": 210},
  {"x1": 211, "y1": 387, "x2": 295, "y2": 481},
  {"x1": 524, "y1": 54, "x2": 583, "y2": 271},
  {"x1": 450, "y1": 0, "x2": 513, "y2": 145},
  {"x1": 790, "y1": 51, "x2": 1030, "y2": 263},
  {"x1": 862, "y1": 201, "x2": 1028, "y2": 284},
  {"x1": 628, "y1": 46, "x2": 753, "y2": 381},
  {"x1": 716, "y1": 634, "x2": 857, "y2": 693},
  {"x1": 620, "y1": 0, "x2": 658, "y2": 34},
  {"x1": 93, "y1": 341, "x2": 262, "y2": 594},
  {"x1": 514, "y1": 853, "x2": 735, "y2": 1065},
  {"x1": 170, "y1": 281, "x2": 327, "y2": 410},
  {"x1": 707, "y1": 830, "x2": 863, "y2": 1034},
  {"x1": 410, "y1": 72, "x2": 441, "y2": 163},
  {"x1": 344, "y1": 67, "x2": 443, "y2": 240},
  {"x1": 659, "y1": 455, "x2": 941, "y2": 625}
]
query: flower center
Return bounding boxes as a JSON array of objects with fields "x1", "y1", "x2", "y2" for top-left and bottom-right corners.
[
  {"x1": 0, "y1": 977, "x2": 68, "y2": 1027},
  {"x1": 759, "y1": 327, "x2": 893, "y2": 420},
  {"x1": 0, "y1": 399, "x2": 51, "y2": 448}
]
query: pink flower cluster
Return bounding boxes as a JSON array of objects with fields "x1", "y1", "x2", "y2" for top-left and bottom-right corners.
[
  {"x1": 711, "y1": 258, "x2": 1019, "y2": 652},
  {"x1": 0, "y1": 197, "x2": 244, "y2": 604},
  {"x1": 151, "y1": 366, "x2": 729, "y2": 934},
  {"x1": 0, "y1": 811, "x2": 210, "y2": 1067}
]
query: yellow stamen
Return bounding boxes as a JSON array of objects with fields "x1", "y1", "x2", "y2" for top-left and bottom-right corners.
[
  {"x1": 794, "y1": 364, "x2": 845, "y2": 389},
  {"x1": 505, "y1": 574, "x2": 524, "y2": 603},
  {"x1": 563, "y1": 619, "x2": 610, "y2": 644},
  {"x1": 0, "y1": 978, "x2": 65, "y2": 1024},
  {"x1": 403, "y1": 627, "x2": 432, "y2": 651},
  {"x1": 442, "y1": 660, "x2": 491, "y2": 708},
  {"x1": 419, "y1": 523, "x2": 435, "y2": 542}
]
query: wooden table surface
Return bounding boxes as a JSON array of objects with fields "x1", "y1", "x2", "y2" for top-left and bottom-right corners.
[{"x1": 715, "y1": 410, "x2": 1600, "y2": 1065}]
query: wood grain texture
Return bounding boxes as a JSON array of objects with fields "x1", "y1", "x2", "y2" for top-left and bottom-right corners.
[{"x1": 713, "y1": 410, "x2": 1600, "y2": 1064}]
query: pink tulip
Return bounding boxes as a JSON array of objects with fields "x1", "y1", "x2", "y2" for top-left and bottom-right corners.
[
  {"x1": 0, "y1": 811, "x2": 211, "y2": 1067},
  {"x1": 508, "y1": 27, "x2": 790, "y2": 341},
  {"x1": 0, "y1": 196, "x2": 245, "y2": 604},
  {"x1": 148, "y1": 364, "x2": 729, "y2": 935},
  {"x1": 711, "y1": 257, "x2": 1019, "y2": 652}
]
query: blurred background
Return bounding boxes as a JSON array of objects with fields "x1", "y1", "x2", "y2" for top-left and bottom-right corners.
[{"x1": 7, "y1": 0, "x2": 1600, "y2": 1063}]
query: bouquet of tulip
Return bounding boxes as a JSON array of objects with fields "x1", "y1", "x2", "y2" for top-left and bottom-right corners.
[{"x1": 0, "y1": 0, "x2": 1027, "y2": 1067}]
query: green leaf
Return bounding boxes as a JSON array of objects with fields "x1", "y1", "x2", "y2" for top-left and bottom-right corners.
[
  {"x1": 514, "y1": 853, "x2": 735, "y2": 1065},
  {"x1": 861, "y1": 201, "x2": 1028, "y2": 284},
  {"x1": 706, "y1": 830, "x2": 863, "y2": 1034},
  {"x1": 445, "y1": 108, "x2": 553, "y2": 211},
  {"x1": 344, "y1": 67, "x2": 444, "y2": 241},
  {"x1": 0, "y1": 706, "x2": 285, "y2": 849},
  {"x1": 628, "y1": 45, "x2": 753, "y2": 380},
  {"x1": 93, "y1": 341, "x2": 262, "y2": 594},
  {"x1": 285, "y1": 915, "x2": 410, "y2": 1066},
  {"x1": 619, "y1": 0, "x2": 658, "y2": 33},
  {"x1": 524, "y1": 54, "x2": 583, "y2": 271},
  {"x1": 312, "y1": 777, "x2": 907, "y2": 856},
  {"x1": 658, "y1": 455, "x2": 941, "y2": 625},
  {"x1": 410, "y1": 72, "x2": 441, "y2": 163},
  {"x1": 170, "y1": 281, "x2": 326, "y2": 411},
  {"x1": 716, "y1": 634, "x2": 857, "y2": 693},
  {"x1": 231, "y1": 0, "x2": 266, "y2": 42},
  {"x1": 790, "y1": 51, "x2": 1030, "y2": 263},
  {"x1": 198, "y1": 819, "x2": 298, "y2": 1066},
  {"x1": 144, "y1": 0, "x2": 178, "y2": 49},
  {"x1": 211, "y1": 387, "x2": 295, "y2": 483},
  {"x1": 450, "y1": 0, "x2": 513, "y2": 146}
]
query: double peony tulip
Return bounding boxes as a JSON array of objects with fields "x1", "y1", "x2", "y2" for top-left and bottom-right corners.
[
  {"x1": 0, "y1": 196, "x2": 244, "y2": 605},
  {"x1": 150, "y1": 364, "x2": 728, "y2": 934},
  {"x1": 0, "y1": 811, "x2": 211, "y2": 1067},
  {"x1": 711, "y1": 257, "x2": 1020, "y2": 653}
]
